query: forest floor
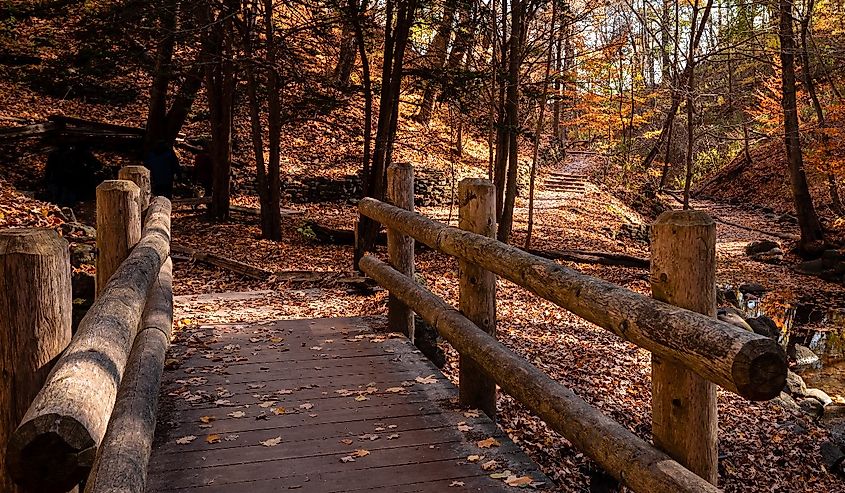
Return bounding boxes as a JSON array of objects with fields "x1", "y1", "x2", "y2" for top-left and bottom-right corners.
[{"x1": 167, "y1": 154, "x2": 845, "y2": 492}]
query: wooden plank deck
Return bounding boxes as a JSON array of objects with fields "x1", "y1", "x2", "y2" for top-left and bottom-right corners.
[{"x1": 148, "y1": 317, "x2": 550, "y2": 492}]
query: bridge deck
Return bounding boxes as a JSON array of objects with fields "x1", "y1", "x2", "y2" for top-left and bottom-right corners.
[{"x1": 148, "y1": 316, "x2": 549, "y2": 492}]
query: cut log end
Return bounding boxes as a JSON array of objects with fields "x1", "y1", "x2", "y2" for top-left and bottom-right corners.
[
  {"x1": 653, "y1": 209, "x2": 715, "y2": 228},
  {"x1": 6, "y1": 413, "x2": 94, "y2": 493},
  {"x1": 732, "y1": 338, "x2": 788, "y2": 401}
]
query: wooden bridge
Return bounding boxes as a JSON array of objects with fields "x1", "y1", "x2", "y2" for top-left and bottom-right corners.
[{"x1": 0, "y1": 164, "x2": 789, "y2": 492}]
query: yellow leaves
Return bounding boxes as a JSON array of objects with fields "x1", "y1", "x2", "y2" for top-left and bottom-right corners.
[
  {"x1": 477, "y1": 437, "x2": 501, "y2": 448},
  {"x1": 206, "y1": 434, "x2": 221, "y2": 444},
  {"x1": 273, "y1": 407, "x2": 286, "y2": 415},
  {"x1": 199, "y1": 415, "x2": 215, "y2": 424}
]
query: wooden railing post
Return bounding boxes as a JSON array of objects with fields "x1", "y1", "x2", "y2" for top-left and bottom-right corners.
[
  {"x1": 118, "y1": 165, "x2": 152, "y2": 213},
  {"x1": 650, "y1": 210, "x2": 718, "y2": 484},
  {"x1": 0, "y1": 229, "x2": 72, "y2": 493},
  {"x1": 457, "y1": 178, "x2": 497, "y2": 419},
  {"x1": 386, "y1": 163, "x2": 415, "y2": 341},
  {"x1": 96, "y1": 180, "x2": 141, "y2": 297}
]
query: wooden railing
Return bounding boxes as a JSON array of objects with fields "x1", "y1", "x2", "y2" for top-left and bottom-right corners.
[
  {"x1": 1, "y1": 167, "x2": 172, "y2": 493},
  {"x1": 357, "y1": 164, "x2": 788, "y2": 492}
]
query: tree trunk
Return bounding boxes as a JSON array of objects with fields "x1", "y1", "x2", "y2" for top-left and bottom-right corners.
[
  {"x1": 498, "y1": 0, "x2": 523, "y2": 244},
  {"x1": 333, "y1": 21, "x2": 357, "y2": 86},
  {"x1": 778, "y1": 0, "x2": 824, "y2": 253},
  {"x1": 144, "y1": 0, "x2": 179, "y2": 152},
  {"x1": 415, "y1": 0, "x2": 457, "y2": 124},
  {"x1": 355, "y1": 0, "x2": 418, "y2": 267},
  {"x1": 264, "y1": 0, "x2": 282, "y2": 240}
]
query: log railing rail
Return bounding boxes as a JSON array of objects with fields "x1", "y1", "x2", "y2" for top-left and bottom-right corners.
[
  {"x1": 3, "y1": 174, "x2": 173, "y2": 493},
  {"x1": 358, "y1": 167, "x2": 788, "y2": 492}
]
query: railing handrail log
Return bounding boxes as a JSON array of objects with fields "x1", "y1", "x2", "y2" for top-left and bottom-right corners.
[
  {"x1": 5, "y1": 197, "x2": 172, "y2": 493},
  {"x1": 360, "y1": 255, "x2": 720, "y2": 493},
  {"x1": 84, "y1": 258, "x2": 173, "y2": 493},
  {"x1": 358, "y1": 197, "x2": 786, "y2": 401}
]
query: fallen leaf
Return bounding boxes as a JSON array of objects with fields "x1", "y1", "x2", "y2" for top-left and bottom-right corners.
[
  {"x1": 490, "y1": 470, "x2": 512, "y2": 479},
  {"x1": 259, "y1": 400, "x2": 277, "y2": 408},
  {"x1": 449, "y1": 481, "x2": 465, "y2": 487},
  {"x1": 299, "y1": 403, "x2": 314, "y2": 409},
  {"x1": 477, "y1": 437, "x2": 501, "y2": 448},
  {"x1": 340, "y1": 456, "x2": 355, "y2": 463},
  {"x1": 467, "y1": 454, "x2": 484, "y2": 463},
  {"x1": 206, "y1": 434, "x2": 221, "y2": 444},
  {"x1": 415, "y1": 374, "x2": 437, "y2": 384},
  {"x1": 273, "y1": 407, "x2": 286, "y2": 415},
  {"x1": 228, "y1": 411, "x2": 246, "y2": 418},
  {"x1": 199, "y1": 415, "x2": 215, "y2": 424},
  {"x1": 387, "y1": 433, "x2": 400, "y2": 440},
  {"x1": 352, "y1": 449, "x2": 370, "y2": 457},
  {"x1": 340, "y1": 439, "x2": 354, "y2": 445},
  {"x1": 505, "y1": 475, "x2": 534, "y2": 487},
  {"x1": 481, "y1": 460, "x2": 499, "y2": 471},
  {"x1": 354, "y1": 395, "x2": 369, "y2": 402},
  {"x1": 260, "y1": 436, "x2": 283, "y2": 447},
  {"x1": 175, "y1": 435, "x2": 196, "y2": 445}
]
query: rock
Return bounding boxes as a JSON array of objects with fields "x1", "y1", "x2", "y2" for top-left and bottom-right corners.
[
  {"x1": 773, "y1": 392, "x2": 800, "y2": 412},
  {"x1": 820, "y1": 441, "x2": 845, "y2": 477},
  {"x1": 745, "y1": 240, "x2": 780, "y2": 256},
  {"x1": 746, "y1": 315, "x2": 781, "y2": 340},
  {"x1": 717, "y1": 309, "x2": 753, "y2": 332},
  {"x1": 796, "y1": 258, "x2": 825, "y2": 276},
  {"x1": 792, "y1": 344, "x2": 821, "y2": 370},
  {"x1": 778, "y1": 213, "x2": 798, "y2": 225},
  {"x1": 784, "y1": 370, "x2": 808, "y2": 397},
  {"x1": 70, "y1": 243, "x2": 95, "y2": 267},
  {"x1": 798, "y1": 397, "x2": 825, "y2": 417},
  {"x1": 738, "y1": 282, "x2": 767, "y2": 295},
  {"x1": 805, "y1": 388, "x2": 833, "y2": 407},
  {"x1": 750, "y1": 247, "x2": 784, "y2": 265},
  {"x1": 59, "y1": 221, "x2": 96, "y2": 239}
]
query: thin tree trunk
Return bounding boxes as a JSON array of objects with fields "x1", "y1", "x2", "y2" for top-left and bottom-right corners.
[
  {"x1": 498, "y1": 0, "x2": 523, "y2": 244},
  {"x1": 798, "y1": 0, "x2": 843, "y2": 215},
  {"x1": 265, "y1": 0, "x2": 282, "y2": 240},
  {"x1": 415, "y1": 0, "x2": 457, "y2": 124},
  {"x1": 778, "y1": 0, "x2": 824, "y2": 253},
  {"x1": 525, "y1": 0, "x2": 556, "y2": 250}
]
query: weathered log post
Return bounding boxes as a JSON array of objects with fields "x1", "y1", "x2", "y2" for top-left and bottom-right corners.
[
  {"x1": 0, "y1": 229, "x2": 73, "y2": 493},
  {"x1": 650, "y1": 210, "x2": 718, "y2": 484},
  {"x1": 96, "y1": 180, "x2": 141, "y2": 297},
  {"x1": 6, "y1": 198, "x2": 171, "y2": 493},
  {"x1": 84, "y1": 258, "x2": 173, "y2": 493},
  {"x1": 118, "y1": 166, "x2": 152, "y2": 213},
  {"x1": 386, "y1": 163, "x2": 415, "y2": 341},
  {"x1": 457, "y1": 178, "x2": 497, "y2": 419}
]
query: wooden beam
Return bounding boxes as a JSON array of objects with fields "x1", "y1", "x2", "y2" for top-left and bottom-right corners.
[
  {"x1": 84, "y1": 258, "x2": 173, "y2": 493},
  {"x1": 358, "y1": 197, "x2": 787, "y2": 400},
  {"x1": 6, "y1": 198, "x2": 171, "y2": 493},
  {"x1": 0, "y1": 229, "x2": 72, "y2": 493},
  {"x1": 359, "y1": 255, "x2": 719, "y2": 493}
]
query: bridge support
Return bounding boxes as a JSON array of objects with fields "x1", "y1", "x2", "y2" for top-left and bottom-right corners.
[
  {"x1": 118, "y1": 165, "x2": 152, "y2": 213},
  {"x1": 0, "y1": 229, "x2": 72, "y2": 493},
  {"x1": 95, "y1": 180, "x2": 141, "y2": 297},
  {"x1": 650, "y1": 210, "x2": 718, "y2": 484},
  {"x1": 386, "y1": 163, "x2": 415, "y2": 341},
  {"x1": 458, "y1": 178, "x2": 498, "y2": 419}
]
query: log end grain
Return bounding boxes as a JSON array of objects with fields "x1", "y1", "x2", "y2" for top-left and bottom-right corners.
[
  {"x1": 6, "y1": 413, "x2": 95, "y2": 493},
  {"x1": 732, "y1": 338, "x2": 788, "y2": 401}
]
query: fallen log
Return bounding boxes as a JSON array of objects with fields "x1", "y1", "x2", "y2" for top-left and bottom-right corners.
[
  {"x1": 171, "y1": 243, "x2": 271, "y2": 280},
  {"x1": 360, "y1": 255, "x2": 719, "y2": 493},
  {"x1": 526, "y1": 248, "x2": 649, "y2": 269},
  {"x1": 84, "y1": 258, "x2": 173, "y2": 493},
  {"x1": 359, "y1": 197, "x2": 787, "y2": 401},
  {"x1": 0, "y1": 122, "x2": 59, "y2": 141},
  {"x1": 5, "y1": 198, "x2": 171, "y2": 493}
]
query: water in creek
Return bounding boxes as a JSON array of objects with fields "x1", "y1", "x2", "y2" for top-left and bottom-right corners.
[{"x1": 727, "y1": 287, "x2": 845, "y2": 402}]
